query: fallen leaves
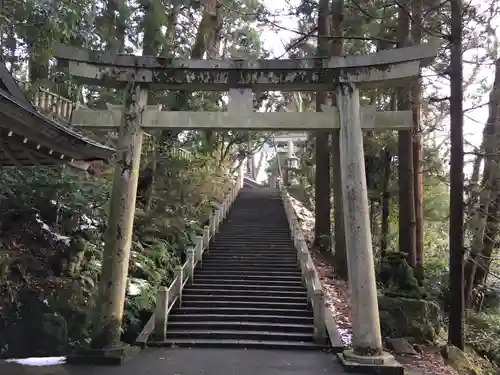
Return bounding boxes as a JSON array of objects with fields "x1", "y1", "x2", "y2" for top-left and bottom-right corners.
[{"x1": 289, "y1": 197, "x2": 460, "y2": 375}]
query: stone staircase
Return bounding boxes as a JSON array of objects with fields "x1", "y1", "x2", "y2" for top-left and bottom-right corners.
[{"x1": 163, "y1": 185, "x2": 321, "y2": 349}]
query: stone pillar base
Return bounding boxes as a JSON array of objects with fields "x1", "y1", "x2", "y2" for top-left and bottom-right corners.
[
  {"x1": 66, "y1": 342, "x2": 141, "y2": 366},
  {"x1": 337, "y1": 349, "x2": 403, "y2": 375}
]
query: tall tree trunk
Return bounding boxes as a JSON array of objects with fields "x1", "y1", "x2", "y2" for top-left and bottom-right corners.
[
  {"x1": 464, "y1": 58, "x2": 500, "y2": 307},
  {"x1": 396, "y1": 0, "x2": 417, "y2": 266},
  {"x1": 465, "y1": 150, "x2": 483, "y2": 231},
  {"x1": 330, "y1": 0, "x2": 347, "y2": 275},
  {"x1": 27, "y1": 42, "x2": 49, "y2": 83},
  {"x1": 380, "y1": 148, "x2": 392, "y2": 256},
  {"x1": 141, "y1": 0, "x2": 163, "y2": 214},
  {"x1": 411, "y1": 0, "x2": 424, "y2": 282},
  {"x1": 313, "y1": 0, "x2": 331, "y2": 247},
  {"x1": 190, "y1": 0, "x2": 222, "y2": 148},
  {"x1": 448, "y1": 0, "x2": 465, "y2": 350},
  {"x1": 103, "y1": 0, "x2": 126, "y2": 52},
  {"x1": 473, "y1": 195, "x2": 500, "y2": 294}
]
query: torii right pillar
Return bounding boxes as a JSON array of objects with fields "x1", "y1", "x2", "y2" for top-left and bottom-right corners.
[{"x1": 335, "y1": 43, "x2": 439, "y2": 374}]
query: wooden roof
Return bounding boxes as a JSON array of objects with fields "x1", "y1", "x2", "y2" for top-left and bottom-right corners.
[{"x1": 0, "y1": 63, "x2": 115, "y2": 166}]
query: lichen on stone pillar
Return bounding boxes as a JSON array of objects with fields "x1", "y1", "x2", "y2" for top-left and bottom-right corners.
[{"x1": 91, "y1": 83, "x2": 147, "y2": 349}]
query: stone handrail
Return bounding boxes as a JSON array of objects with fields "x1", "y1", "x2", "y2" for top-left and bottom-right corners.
[
  {"x1": 136, "y1": 175, "x2": 243, "y2": 345},
  {"x1": 279, "y1": 183, "x2": 332, "y2": 346}
]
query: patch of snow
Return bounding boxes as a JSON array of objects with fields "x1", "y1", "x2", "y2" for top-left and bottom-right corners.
[
  {"x1": 5, "y1": 357, "x2": 66, "y2": 366},
  {"x1": 338, "y1": 329, "x2": 352, "y2": 345},
  {"x1": 35, "y1": 215, "x2": 71, "y2": 245},
  {"x1": 128, "y1": 278, "x2": 150, "y2": 296},
  {"x1": 80, "y1": 214, "x2": 98, "y2": 230}
]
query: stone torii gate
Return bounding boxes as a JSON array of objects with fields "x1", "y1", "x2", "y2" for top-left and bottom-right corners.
[{"x1": 52, "y1": 41, "x2": 439, "y2": 369}]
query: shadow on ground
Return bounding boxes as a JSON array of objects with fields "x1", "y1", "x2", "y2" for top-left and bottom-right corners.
[{"x1": 62, "y1": 348, "x2": 345, "y2": 375}]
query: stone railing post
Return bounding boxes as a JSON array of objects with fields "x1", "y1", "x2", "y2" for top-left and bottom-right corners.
[
  {"x1": 303, "y1": 264, "x2": 314, "y2": 300},
  {"x1": 208, "y1": 214, "x2": 215, "y2": 237},
  {"x1": 195, "y1": 235, "x2": 204, "y2": 265},
  {"x1": 238, "y1": 159, "x2": 245, "y2": 189},
  {"x1": 203, "y1": 225, "x2": 210, "y2": 251},
  {"x1": 186, "y1": 249, "x2": 195, "y2": 282},
  {"x1": 153, "y1": 287, "x2": 169, "y2": 341},
  {"x1": 269, "y1": 174, "x2": 277, "y2": 188},
  {"x1": 173, "y1": 266, "x2": 183, "y2": 305},
  {"x1": 313, "y1": 289, "x2": 327, "y2": 345}
]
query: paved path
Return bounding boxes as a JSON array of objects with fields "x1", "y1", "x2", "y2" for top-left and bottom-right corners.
[{"x1": 63, "y1": 348, "x2": 347, "y2": 375}]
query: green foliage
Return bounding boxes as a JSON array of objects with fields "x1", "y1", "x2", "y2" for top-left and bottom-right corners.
[
  {"x1": 0, "y1": 166, "x2": 109, "y2": 356},
  {"x1": 466, "y1": 311, "x2": 500, "y2": 366},
  {"x1": 0, "y1": 149, "x2": 232, "y2": 357},
  {"x1": 377, "y1": 252, "x2": 427, "y2": 299}
]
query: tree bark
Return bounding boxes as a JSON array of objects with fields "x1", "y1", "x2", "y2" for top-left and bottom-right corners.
[
  {"x1": 191, "y1": 0, "x2": 222, "y2": 148},
  {"x1": 473, "y1": 195, "x2": 500, "y2": 293},
  {"x1": 448, "y1": 0, "x2": 465, "y2": 350},
  {"x1": 141, "y1": 0, "x2": 162, "y2": 214},
  {"x1": 330, "y1": 0, "x2": 347, "y2": 278},
  {"x1": 396, "y1": 0, "x2": 417, "y2": 267},
  {"x1": 464, "y1": 58, "x2": 500, "y2": 307},
  {"x1": 380, "y1": 148, "x2": 392, "y2": 256},
  {"x1": 313, "y1": 0, "x2": 331, "y2": 247},
  {"x1": 411, "y1": 0, "x2": 424, "y2": 282}
]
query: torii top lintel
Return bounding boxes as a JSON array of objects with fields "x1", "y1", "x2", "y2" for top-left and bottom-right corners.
[{"x1": 52, "y1": 41, "x2": 440, "y2": 91}]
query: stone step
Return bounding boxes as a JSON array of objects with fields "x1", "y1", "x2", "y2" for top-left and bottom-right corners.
[
  {"x1": 181, "y1": 299, "x2": 307, "y2": 309},
  {"x1": 207, "y1": 247, "x2": 295, "y2": 253},
  {"x1": 206, "y1": 251, "x2": 296, "y2": 257},
  {"x1": 216, "y1": 234, "x2": 291, "y2": 238},
  {"x1": 218, "y1": 224, "x2": 290, "y2": 229},
  {"x1": 163, "y1": 329, "x2": 313, "y2": 342},
  {"x1": 156, "y1": 188, "x2": 326, "y2": 351},
  {"x1": 182, "y1": 287, "x2": 305, "y2": 297},
  {"x1": 223, "y1": 218, "x2": 287, "y2": 223},
  {"x1": 192, "y1": 273, "x2": 302, "y2": 282},
  {"x1": 217, "y1": 227, "x2": 290, "y2": 231},
  {"x1": 192, "y1": 277, "x2": 303, "y2": 286},
  {"x1": 216, "y1": 233, "x2": 290, "y2": 237},
  {"x1": 208, "y1": 247, "x2": 295, "y2": 253},
  {"x1": 173, "y1": 306, "x2": 312, "y2": 317},
  {"x1": 199, "y1": 265, "x2": 299, "y2": 272},
  {"x1": 209, "y1": 242, "x2": 294, "y2": 247},
  {"x1": 212, "y1": 237, "x2": 293, "y2": 242},
  {"x1": 147, "y1": 338, "x2": 320, "y2": 350},
  {"x1": 168, "y1": 313, "x2": 313, "y2": 325},
  {"x1": 194, "y1": 269, "x2": 302, "y2": 281},
  {"x1": 181, "y1": 294, "x2": 307, "y2": 304},
  {"x1": 201, "y1": 260, "x2": 298, "y2": 267},
  {"x1": 217, "y1": 226, "x2": 290, "y2": 231},
  {"x1": 204, "y1": 254, "x2": 297, "y2": 260},
  {"x1": 167, "y1": 321, "x2": 314, "y2": 333},
  {"x1": 204, "y1": 256, "x2": 296, "y2": 262},
  {"x1": 191, "y1": 283, "x2": 305, "y2": 291},
  {"x1": 193, "y1": 269, "x2": 302, "y2": 277}
]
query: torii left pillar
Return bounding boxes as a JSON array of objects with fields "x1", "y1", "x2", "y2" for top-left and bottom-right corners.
[{"x1": 67, "y1": 83, "x2": 146, "y2": 365}]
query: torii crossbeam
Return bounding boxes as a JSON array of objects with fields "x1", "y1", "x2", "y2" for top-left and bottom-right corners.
[
  {"x1": 70, "y1": 101, "x2": 412, "y2": 131},
  {"x1": 52, "y1": 40, "x2": 440, "y2": 370},
  {"x1": 53, "y1": 42, "x2": 437, "y2": 91}
]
